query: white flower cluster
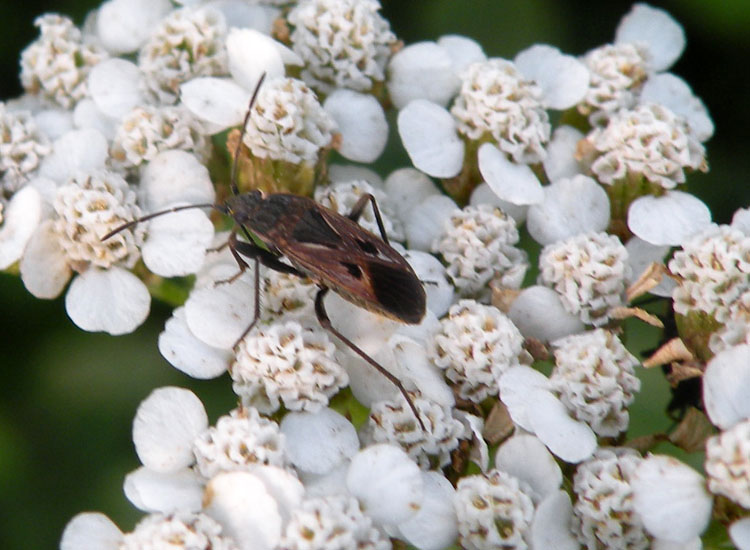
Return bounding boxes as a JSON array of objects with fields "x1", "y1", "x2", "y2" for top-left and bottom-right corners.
[{"x1": 0, "y1": 103, "x2": 50, "y2": 194}]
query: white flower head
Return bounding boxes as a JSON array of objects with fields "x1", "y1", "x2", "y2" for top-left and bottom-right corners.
[
  {"x1": 429, "y1": 300, "x2": 524, "y2": 402},
  {"x1": 586, "y1": 103, "x2": 707, "y2": 190},
  {"x1": 120, "y1": 512, "x2": 238, "y2": 550},
  {"x1": 193, "y1": 406, "x2": 288, "y2": 479},
  {"x1": 139, "y1": 6, "x2": 228, "y2": 104},
  {"x1": 433, "y1": 204, "x2": 527, "y2": 298},
  {"x1": 451, "y1": 58, "x2": 550, "y2": 164},
  {"x1": 20, "y1": 14, "x2": 108, "y2": 109},
  {"x1": 243, "y1": 77, "x2": 336, "y2": 164},
  {"x1": 260, "y1": 268, "x2": 318, "y2": 324},
  {"x1": 231, "y1": 321, "x2": 349, "y2": 414},
  {"x1": 111, "y1": 104, "x2": 210, "y2": 170},
  {"x1": 0, "y1": 104, "x2": 51, "y2": 194},
  {"x1": 709, "y1": 290, "x2": 750, "y2": 353},
  {"x1": 539, "y1": 231, "x2": 630, "y2": 326},
  {"x1": 551, "y1": 329, "x2": 640, "y2": 437},
  {"x1": 706, "y1": 418, "x2": 750, "y2": 508},
  {"x1": 288, "y1": 0, "x2": 396, "y2": 94},
  {"x1": 669, "y1": 224, "x2": 750, "y2": 323},
  {"x1": 573, "y1": 447, "x2": 647, "y2": 550},
  {"x1": 455, "y1": 469, "x2": 534, "y2": 550},
  {"x1": 280, "y1": 495, "x2": 390, "y2": 550}
]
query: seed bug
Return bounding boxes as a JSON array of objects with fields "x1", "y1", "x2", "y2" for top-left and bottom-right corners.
[{"x1": 103, "y1": 74, "x2": 427, "y2": 427}]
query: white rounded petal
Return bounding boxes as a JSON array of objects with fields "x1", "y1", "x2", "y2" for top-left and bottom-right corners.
[
  {"x1": 730, "y1": 518, "x2": 750, "y2": 550},
  {"x1": 404, "y1": 194, "x2": 458, "y2": 251},
  {"x1": 324, "y1": 90, "x2": 387, "y2": 163},
  {"x1": 211, "y1": 1, "x2": 277, "y2": 34},
  {"x1": 478, "y1": 143, "x2": 544, "y2": 205},
  {"x1": 495, "y1": 434, "x2": 562, "y2": 502},
  {"x1": 733, "y1": 208, "x2": 750, "y2": 236},
  {"x1": 528, "y1": 388, "x2": 597, "y2": 463},
  {"x1": 184, "y1": 270, "x2": 256, "y2": 349},
  {"x1": 402, "y1": 250, "x2": 454, "y2": 318},
  {"x1": 142, "y1": 208, "x2": 214, "y2": 277},
  {"x1": 329, "y1": 164, "x2": 384, "y2": 188},
  {"x1": 88, "y1": 59, "x2": 145, "y2": 119},
  {"x1": 39, "y1": 129, "x2": 108, "y2": 183},
  {"x1": 65, "y1": 267, "x2": 150, "y2": 335},
  {"x1": 527, "y1": 175, "x2": 609, "y2": 245},
  {"x1": 436, "y1": 34, "x2": 486, "y2": 74},
  {"x1": 384, "y1": 168, "x2": 440, "y2": 225},
  {"x1": 628, "y1": 191, "x2": 712, "y2": 246},
  {"x1": 498, "y1": 365, "x2": 552, "y2": 432},
  {"x1": 248, "y1": 466, "x2": 305, "y2": 526},
  {"x1": 641, "y1": 73, "x2": 714, "y2": 142},
  {"x1": 631, "y1": 455, "x2": 712, "y2": 542},
  {"x1": 515, "y1": 44, "x2": 589, "y2": 110},
  {"x1": 652, "y1": 538, "x2": 703, "y2": 550},
  {"x1": 280, "y1": 408, "x2": 359, "y2": 475},
  {"x1": 180, "y1": 77, "x2": 250, "y2": 129},
  {"x1": 625, "y1": 236, "x2": 675, "y2": 297},
  {"x1": 158, "y1": 307, "x2": 231, "y2": 379},
  {"x1": 96, "y1": 0, "x2": 172, "y2": 54},
  {"x1": 508, "y1": 285, "x2": 584, "y2": 342},
  {"x1": 0, "y1": 185, "x2": 42, "y2": 269},
  {"x1": 299, "y1": 461, "x2": 350, "y2": 499},
  {"x1": 347, "y1": 444, "x2": 423, "y2": 526},
  {"x1": 397, "y1": 471, "x2": 458, "y2": 550},
  {"x1": 226, "y1": 28, "x2": 286, "y2": 91},
  {"x1": 398, "y1": 99, "x2": 464, "y2": 178},
  {"x1": 615, "y1": 3, "x2": 685, "y2": 72},
  {"x1": 469, "y1": 182, "x2": 529, "y2": 224},
  {"x1": 703, "y1": 344, "x2": 750, "y2": 429},
  {"x1": 141, "y1": 150, "x2": 216, "y2": 210},
  {"x1": 543, "y1": 125, "x2": 584, "y2": 182},
  {"x1": 204, "y1": 471, "x2": 282, "y2": 550},
  {"x1": 132, "y1": 387, "x2": 208, "y2": 472},
  {"x1": 388, "y1": 42, "x2": 459, "y2": 109},
  {"x1": 124, "y1": 466, "x2": 203, "y2": 513},
  {"x1": 530, "y1": 491, "x2": 579, "y2": 550},
  {"x1": 34, "y1": 108, "x2": 74, "y2": 140},
  {"x1": 73, "y1": 99, "x2": 118, "y2": 140},
  {"x1": 60, "y1": 512, "x2": 123, "y2": 550},
  {"x1": 20, "y1": 220, "x2": 72, "y2": 299},
  {"x1": 324, "y1": 291, "x2": 401, "y2": 357},
  {"x1": 390, "y1": 334, "x2": 454, "y2": 408}
]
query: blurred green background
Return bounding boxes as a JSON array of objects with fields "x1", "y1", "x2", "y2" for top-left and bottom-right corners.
[{"x1": 1, "y1": 1, "x2": 749, "y2": 548}]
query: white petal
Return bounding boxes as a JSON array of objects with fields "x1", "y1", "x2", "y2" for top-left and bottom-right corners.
[
  {"x1": 405, "y1": 194, "x2": 458, "y2": 251},
  {"x1": 141, "y1": 150, "x2": 216, "y2": 210},
  {"x1": 527, "y1": 175, "x2": 609, "y2": 245},
  {"x1": 34, "y1": 108, "x2": 74, "y2": 140},
  {"x1": 495, "y1": 434, "x2": 562, "y2": 502},
  {"x1": 96, "y1": 0, "x2": 172, "y2": 54},
  {"x1": 530, "y1": 491, "x2": 580, "y2": 550},
  {"x1": 60, "y1": 512, "x2": 123, "y2": 550},
  {"x1": 280, "y1": 408, "x2": 359, "y2": 475},
  {"x1": 628, "y1": 191, "x2": 712, "y2": 246},
  {"x1": 730, "y1": 518, "x2": 750, "y2": 550},
  {"x1": 329, "y1": 164, "x2": 384, "y2": 188},
  {"x1": 515, "y1": 45, "x2": 589, "y2": 110},
  {"x1": 543, "y1": 125, "x2": 585, "y2": 182},
  {"x1": 625, "y1": 236, "x2": 675, "y2": 297},
  {"x1": 0, "y1": 185, "x2": 42, "y2": 269},
  {"x1": 324, "y1": 291, "x2": 401, "y2": 357},
  {"x1": 703, "y1": 344, "x2": 750, "y2": 429},
  {"x1": 469, "y1": 182, "x2": 529, "y2": 223},
  {"x1": 398, "y1": 100, "x2": 464, "y2": 178},
  {"x1": 39, "y1": 129, "x2": 108, "y2": 183},
  {"x1": 478, "y1": 143, "x2": 544, "y2": 205},
  {"x1": 204, "y1": 471, "x2": 282, "y2": 550},
  {"x1": 388, "y1": 42, "x2": 459, "y2": 109},
  {"x1": 384, "y1": 167, "x2": 440, "y2": 224},
  {"x1": 389, "y1": 334, "x2": 455, "y2": 408},
  {"x1": 132, "y1": 386, "x2": 208, "y2": 472},
  {"x1": 211, "y1": 1, "x2": 278, "y2": 34},
  {"x1": 226, "y1": 29, "x2": 286, "y2": 91},
  {"x1": 508, "y1": 285, "x2": 585, "y2": 342},
  {"x1": 733, "y1": 208, "x2": 750, "y2": 236},
  {"x1": 324, "y1": 90, "x2": 387, "y2": 163},
  {"x1": 397, "y1": 471, "x2": 458, "y2": 550},
  {"x1": 343, "y1": 348, "x2": 400, "y2": 408},
  {"x1": 88, "y1": 59, "x2": 145, "y2": 119},
  {"x1": 299, "y1": 461, "x2": 350, "y2": 499},
  {"x1": 248, "y1": 466, "x2": 305, "y2": 526},
  {"x1": 401, "y1": 250, "x2": 454, "y2": 318},
  {"x1": 20, "y1": 220, "x2": 71, "y2": 299},
  {"x1": 124, "y1": 466, "x2": 203, "y2": 513},
  {"x1": 180, "y1": 77, "x2": 250, "y2": 129},
  {"x1": 65, "y1": 267, "x2": 150, "y2": 335},
  {"x1": 631, "y1": 455, "x2": 712, "y2": 542},
  {"x1": 641, "y1": 73, "x2": 714, "y2": 142},
  {"x1": 347, "y1": 444, "x2": 423, "y2": 525},
  {"x1": 528, "y1": 388, "x2": 597, "y2": 463},
  {"x1": 498, "y1": 365, "x2": 552, "y2": 432},
  {"x1": 436, "y1": 34, "x2": 486, "y2": 74},
  {"x1": 73, "y1": 99, "x2": 118, "y2": 140},
  {"x1": 158, "y1": 307, "x2": 231, "y2": 379},
  {"x1": 652, "y1": 537, "x2": 703, "y2": 550},
  {"x1": 142, "y1": 208, "x2": 214, "y2": 277},
  {"x1": 615, "y1": 3, "x2": 685, "y2": 72}
]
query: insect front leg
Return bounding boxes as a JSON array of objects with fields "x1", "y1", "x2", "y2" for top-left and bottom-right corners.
[
  {"x1": 347, "y1": 193, "x2": 390, "y2": 245},
  {"x1": 313, "y1": 287, "x2": 425, "y2": 430}
]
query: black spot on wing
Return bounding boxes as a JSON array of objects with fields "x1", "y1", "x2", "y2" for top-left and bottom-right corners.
[
  {"x1": 341, "y1": 262, "x2": 362, "y2": 279},
  {"x1": 292, "y1": 208, "x2": 342, "y2": 248},
  {"x1": 367, "y1": 261, "x2": 426, "y2": 324},
  {"x1": 355, "y1": 237, "x2": 379, "y2": 255}
]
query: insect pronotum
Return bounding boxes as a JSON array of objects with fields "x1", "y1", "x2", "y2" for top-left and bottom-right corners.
[{"x1": 103, "y1": 74, "x2": 427, "y2": 428}]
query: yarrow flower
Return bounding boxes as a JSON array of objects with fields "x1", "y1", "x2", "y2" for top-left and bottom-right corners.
[
  {"x1": 121, "y1": 512, "x2": 238, "y2": 550},
  {"x1": 705, "y1": 418, "x2": 750, "y2": 508},
  {"x1": 0, "y1": 103, "x2": 51, "y2": 194},
  {"x1": 709, "y1": 289, "x2": 750, "y2": 353}
]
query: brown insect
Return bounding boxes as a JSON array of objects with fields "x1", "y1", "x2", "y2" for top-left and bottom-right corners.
[{"x1": 104, "y1": 74, "x2": 427, "y2": 427}]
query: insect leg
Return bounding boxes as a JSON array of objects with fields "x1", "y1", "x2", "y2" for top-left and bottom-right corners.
[
  {"x1": 313, "y1": 287, "x2": 425, "y2": 430},
  {"x1": 346, "y1": 193, "x2": 390, "y2": 245}
]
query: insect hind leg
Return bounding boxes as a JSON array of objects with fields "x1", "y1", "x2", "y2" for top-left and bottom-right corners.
[{"x1": 347, "y1": 193, "x2": 390, "y2": 245}]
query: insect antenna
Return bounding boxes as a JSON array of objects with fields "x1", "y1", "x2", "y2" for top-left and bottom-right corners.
[
  {"x1": 101, "y1": 202, "x2": 217, "y2": 241},
  {"x1": 230, "y1": 71, "x2": 266, "y2": 196}
]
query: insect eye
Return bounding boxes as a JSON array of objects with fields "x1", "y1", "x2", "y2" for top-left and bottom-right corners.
[
  {"x1": 341, "y1": 262, "x2": 362, "y2": 279},
  {"x1": 355, "y1": 238, "x2": 379, "y2": 255}
]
